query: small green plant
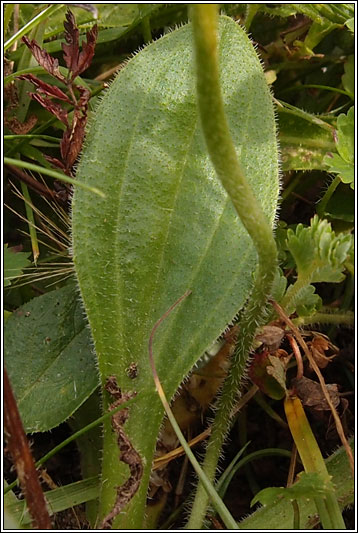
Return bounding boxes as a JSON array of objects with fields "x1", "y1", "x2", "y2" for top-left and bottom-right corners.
[{"x1": 4, "y1": 3, "x2": 354, "y2": 530}]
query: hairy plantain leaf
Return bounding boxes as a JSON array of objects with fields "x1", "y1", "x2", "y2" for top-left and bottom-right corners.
[
  {"x1": 5, "y1": 283, "x2": 98, "y2": 432},
  {"x1": 72, "y1": 16, "x2": 279, "y2": 526}
]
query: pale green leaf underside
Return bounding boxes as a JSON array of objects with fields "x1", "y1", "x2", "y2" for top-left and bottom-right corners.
[
  {"x1": 72, "y1": 17, "x2": 279, "y2": 525},
  {"x1": 5, "y1": 283, "x2": 98, "y2": 432}
]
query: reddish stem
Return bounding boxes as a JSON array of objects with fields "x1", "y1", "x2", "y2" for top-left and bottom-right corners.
[
  {"x1": 287, "y1": 334, "x2": 304, "y2": 380},
  {"x1": 4, "y1": 368, "x2": 52, "y2": 529},
  {"x1": 6, "y1": 164, "x2": 57, "y2": 201}
]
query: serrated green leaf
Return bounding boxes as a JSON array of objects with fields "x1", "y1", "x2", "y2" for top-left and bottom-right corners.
[
  {"x1": 251, "y1": 472, "x2": 332, "y2": 507},
  {"x1": 295, "y1": 284, "x2": 322, "y2": 316},
  {"x1": 5, "y1": 283, "x2": 99, "y2": 432},
  {"x1": 270, "y1": 267, "x2": 288, "y2": 303},
  {"x1": 275, "y1": 222, "x2": 295, "y2": 268},
  {"x1": 4, "y1": 244, "x2": 31, "y2": 287},
  {"x1": 286, "y1": 215, "x2": 352, "y2": 284},
  {"x1": 323, "y1": 106, "x2": 354, "y2": 188},
  {"x1": 72, "y1": 16, "x2": 279, "y2": 527},
  {"x1": 324, "y1": 153, "x2": 354, "y2": 186}
]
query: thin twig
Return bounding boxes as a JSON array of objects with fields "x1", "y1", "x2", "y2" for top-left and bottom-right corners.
[
  {"x1": 287, "y1": 334, "x2": 304, "y2": 380},
  {"x1": 6, "y1": 164, "x2": 57, "y2": 200},
  {"x1": 4, "y1": 368, "x2": 52, "y2": 529}
]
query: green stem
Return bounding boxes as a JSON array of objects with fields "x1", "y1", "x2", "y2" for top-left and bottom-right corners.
[
  {"x1": 4, "y1": 4, "x2": 64, "y2": 52},
  {"x1": 188, "y1": 5, "x2": 278, "y2": 528},
  {"x1": 156, "y1": 378, "x2": 238, "y2": 529},
  {"x1": 148, "y1": 291, "x2": 238, "y2": 529},
  {"x1": 244, "y1": 4, "x2": 260, "y2": 31},
  {"x1": 4, "y1": 134, "x2": 61, "y2": 143},
  {"x1": 5, "y1": 65, "x2": 92, "y2": 89},
  {"x1": 275, "y1": 99, "x2": 335, "y2": 133},
  {"x1": 292, "y1": 311, "x2": 354, "y2": 327},
  {"x1": 4, "y1": 157, "x2": 105, "y2": 197},
  {"x1": 141, "y1": 16, "x2": 152, "y2": 43},
  {"x1": 281, "y1": 172, "x2": 304, "y2": 202},
  {"x1": 217, "y1": 448, "x2": 292, "y2": 499},
  {"x1": 316, "y1": 175, "x2": 341, "y2": 218},
  {"x1": 20, "y1": 183, "x2": 39, "y2": 264},
  {"x1": 4, "y1": 3, "x2": 14, "y2": 38},
  {"x1": 292, "y1": 500, "x2": 300, "y2": 529},
  {"x1": 281, "y1": 84, "x2": 350, "y2": 97}
]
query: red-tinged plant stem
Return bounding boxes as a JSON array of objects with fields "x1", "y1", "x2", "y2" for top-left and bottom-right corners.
[
  {"x1": 4, "y1": 368, "x2": 52, "y2": 529},
  {"x1": 188, "y1": 4, "x2": 278, "y2": 528},
  {"x1": 5, "y1": 164, "x2": 57, "y2": 200}
]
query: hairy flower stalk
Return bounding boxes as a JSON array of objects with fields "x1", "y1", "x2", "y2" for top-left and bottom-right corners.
[{"x1": 188, "y1": 5, "x2": 278, "y2": 527}]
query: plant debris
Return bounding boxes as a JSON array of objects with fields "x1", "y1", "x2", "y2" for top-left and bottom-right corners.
[{"x1": 100, "y1": 376, "x2": 143, "y2": 530}]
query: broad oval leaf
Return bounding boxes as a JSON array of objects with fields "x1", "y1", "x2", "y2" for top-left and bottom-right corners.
[
  {"x1": 5, "y1": 283, "x2": 98, "y2": 432},
  {"x1": 72, "y1": 16, "x2": 279, "y2": 526}
]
